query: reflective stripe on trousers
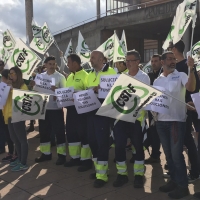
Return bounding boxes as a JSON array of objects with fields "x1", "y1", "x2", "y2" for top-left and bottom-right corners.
[
  {"x1": 68, "y1": 142, "x2": 81, "y2": 159},
  {"x1": 134, "y1": 160, "x2": 144, "y2": 176},
  {"x1": 40, "y1": 142, "x2": 51, "y2": 155},
  {"x1": 57, "y1": 143, "x2": 66, "y2": 156},
  {"x1": 116, "y1": 161, "x2": 128, "y2": 175},
  {"x1": 80, "y1": 144, "x2": 92, "y2": 161},
  {"x1": 96, "y1": 161, "x2": 108, "y2": 182}
]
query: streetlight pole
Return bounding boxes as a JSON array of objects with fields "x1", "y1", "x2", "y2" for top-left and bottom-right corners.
[{"x1": 25, "y1": 0, "x2": 33, "y2": 43}]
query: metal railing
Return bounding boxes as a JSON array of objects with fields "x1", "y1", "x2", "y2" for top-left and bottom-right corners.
[{"x1": 53, "y1": 0, "x2": 176, "y2": 35}]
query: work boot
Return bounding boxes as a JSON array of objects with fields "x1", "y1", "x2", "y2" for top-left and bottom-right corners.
[
  {"x1": 134, "y1": 175, "x2": 144, "y2": 188},
  {"x1": 145, "y1": 156, "x2": 160, "y2": 164},
  {"x1": 78, "y1": 164, "x2": 92, "y2": 172},
  {"x1": 113, "y1": 174, "x2": 128, "y2": 187},
  {"x1": 64, "y1": 158, "x2": 81, "y2": 167},
  {"x1": 159, "y1": 180, "x2": 177, "y2": 193},
  {"x1": 35, "y1": 153, "x2": 52, "y2": 163},
  {"x1": 168, "y1": 186, "x2": 189, "y2": 199},
  {"x1": 89, "y1": 172, "x2": 96, "y2": 179},
  {"x1": 93, "y1": 179, "x2": 107, "y2": 188},
  {"x1": 56, "y1": 156, "x2": 66, "y2": 165}
]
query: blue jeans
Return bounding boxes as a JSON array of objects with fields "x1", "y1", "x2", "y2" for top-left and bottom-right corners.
[{"x1": 156, "y1": 121, "x2": 188, "y2": 187}]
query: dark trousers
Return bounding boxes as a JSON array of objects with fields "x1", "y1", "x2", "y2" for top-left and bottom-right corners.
[
  {"x1": 66, "y1": 106, "x2": 88, "y2": 145},
  {"x1": 87, "y1": 111, "x2": 111, "y2": 161},
  {"x1": 5, "y1": 124, "x2": 14, "y2": 155},
  {"x1": 113, "y1": 120, "x2": 144, "y2": 162},
  {"x1": 39, "y1": 109, "x2": 66, "y2": 155},
  {"x1": 156, "y1": 121, "x2": 188, "y2": 187},
  {"x1": 145, "y1": 112, "x2": 161, "y2": 158},
  {"x1": 0, "y1": 110, "x2": 5, "y2": 152},
  {"x1": 185, "y1": 111, "x2": 199, "y2": 177}
]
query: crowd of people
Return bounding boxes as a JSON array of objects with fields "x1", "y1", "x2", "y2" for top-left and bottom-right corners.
[{"x1": 0, "y1": 40, "x2": 200, "y2": 199}]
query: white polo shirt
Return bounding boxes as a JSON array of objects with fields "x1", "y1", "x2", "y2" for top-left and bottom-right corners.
[
  {"x1": 127, "y1": 69, "x2": 150, "y2": 85},
  {"x1": 153, "y1": 69, "x2": 188, "y2": 122},
  {"x1": 34, "y1": 71, "x2": 66, "y2": 110}
]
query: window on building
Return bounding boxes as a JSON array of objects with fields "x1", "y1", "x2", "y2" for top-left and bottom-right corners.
[{"x1": 144, "y1": 49, "x2": 158, "y2": 62}]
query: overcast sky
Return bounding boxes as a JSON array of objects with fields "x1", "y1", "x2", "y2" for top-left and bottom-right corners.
[{"x1": 0, "y1": 0, "x2": 106, "y2": 48}]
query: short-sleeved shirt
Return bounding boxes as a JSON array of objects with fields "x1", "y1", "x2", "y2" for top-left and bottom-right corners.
[
  {"x1": 127, "y1": 69, "x2": 150, "y2": 85},
  {"x1": 153, "y1": 69, "x2": 188, "y2": 122}
]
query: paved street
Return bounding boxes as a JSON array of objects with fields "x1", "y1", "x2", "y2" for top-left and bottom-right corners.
[{"x1": 0, "y1": 123, "x2": 200, "y2": 200}]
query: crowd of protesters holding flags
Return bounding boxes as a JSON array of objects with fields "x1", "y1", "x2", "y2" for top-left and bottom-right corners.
[
  {"x1": 0, "y1": 0, "x2": 200, "y2": 198},
  {"x1": 0, "y1": 39, "x2": 200, "y2": 199}
]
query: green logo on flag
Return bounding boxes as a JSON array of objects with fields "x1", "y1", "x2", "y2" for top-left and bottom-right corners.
[
  {"x1": 14, "y1": 93, "x2": 42, "y2": 116},
  {"x1": 42, "y1": 26, "x2": 50, "y2": 43},
  {"x1": 110, "y1": 84, "x2": 149, "y2": 114},
  {"x1": 105, "y1": 39, "x2": 114, "y2": 58},
  {"x1": 81, "y1": 41, "x2": 90, "y2": 59},
  {"x1": 3, "y1": 32, "x2": 13, "y2": 48},
  {"x1": 11, "y1": 48, "x2": 36, "y2": 73}
]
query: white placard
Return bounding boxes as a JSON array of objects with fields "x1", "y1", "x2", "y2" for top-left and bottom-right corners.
[
  {"x1": 98, "y1": 88, "x2": 111, "y2": 99},
  {"x1": 100, "y1": 75, "x2": 119, "y2": 89},
  {"x1": 34, "y1": 73, "x2": 55, "y2": 94},
  {"x1": 73, "y1": 90, "x2": 101, "y2": 114},
  {"x1": 191, "y1": 93, "x2": 200, "y2": 119},
  {"x1": 0, "y1": 82, "x2": 10, "y2": 109},
  {"x1": 144, "y1": 86, "x2": 170, "y2": 114},
  {"x1": 55, "y1": 87, "x2": 74, "y2": 108}
]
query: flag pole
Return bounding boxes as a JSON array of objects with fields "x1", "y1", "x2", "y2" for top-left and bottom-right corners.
[{"x1": 190, "y1": 14, "x2": 197, "y2": 52}]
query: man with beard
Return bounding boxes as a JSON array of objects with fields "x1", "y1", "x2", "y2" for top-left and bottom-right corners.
[{"x1": 154, "y1": 51, "x2": 196, "y2": 199}]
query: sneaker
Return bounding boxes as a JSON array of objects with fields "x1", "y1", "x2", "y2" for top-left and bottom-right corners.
[
  {"x1": 93, "y1": 179, "x2": 107, "y2": 188},
  {"x1": 78, "y1": 164, "x2": 92, "y2": 172},
  {"x1": 2, "y1": 154, "x2": 13, "y2": 162},
  {"x1": 35, "y1": 153, "x2": 52, "y2": 163},
  {"x1": 11, "y1": 163, "x2": 28, "y2": 172},
  {"x1": 64, "y1": 158, "x2": 81, "y2": 167},
  {"x1": 10, "y1": 155, "x2": 18, "y2": 162},
  {"x1": 56, "y1": 157, "x2": 66, "y2": 165},
  {"x1": 193, "y1": 192, "x2": 200, "y2": 199},
  {"x1": 10, "y1": 159, "x2": 20, "y2": 167},
  {"x1": 113, "y1": 174, "x2": 128, "y2": 187},
  {"x1": 188, "y1": 171, "x2": 200, "y2": 183},
  {"x1": 168, "y1": 186, "x2": 189, "y2": 199},
  {"x1": 159, "y1": 180, "x2": 177, "y2": 193},
  {"x1": 134, "y1": 175, "x2": 144, "y2": 188},
  {"x1": 90, "y1": 172, "x2": 96, "y2": 180},
  {"x1": 145, "y1": 157, "x2": 160, "y2": 164},
  {"x1": 163, "y1": 172, "x2": 171, "y2": 178}
]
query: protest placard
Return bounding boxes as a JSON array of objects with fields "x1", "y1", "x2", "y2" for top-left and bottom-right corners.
[
  {"x1": 55, "y1": 87, "x2": 74, "y2": 108},
  {"x1": 191, "y1": 92, "x2": 200, "y2": 119},
  {"x1": 144, "y1": 86, "x2": 170, "y2": 114},
  {"x1": 0, "y1": 82, "x2": 10, "y2": 109},
  {"x1": 73, "y1": 90, "x2": 101, "y2": 114}
]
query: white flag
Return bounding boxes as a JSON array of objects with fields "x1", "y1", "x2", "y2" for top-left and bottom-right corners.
[
  {"x1": 173, "y1": 0, "x2": 197, "y2": 44},
  {"x1": 120, "y1": 30, "x2": 127, "y2": 55},
  {"x1": 2, "y1": 29, "x2": 16, "y2": 52},
  {"x1": 31, "y1": 19, "x2": 42, "y2": 39},
  {"x1": 113, "y1": 32, "x2": 125, "y2": 63},
  {"x1": 162, "y1": 17, "x2": 176, "y2": 50},
  {"x1": 0, "y1": 48, "x2": 11, "y2": 64},
  {"x1": 12, "y1": 89, "x2": 49, "y2": 123},
  {"x1": 97, "y1": 34, "x2": 115, "y2": 61},
  {"x1": 191, "y1": 41, "x2": 200, "y2": 71},
  {"x1": 77, "y1": 31, "x2": 91, "y2": 63},
  {"x1": 96, "y1": 74, "x2": 162, "y2": 123},
  {"x1": 30, "y1": 22, "x2": 54, "y2": 55},
  {"x1": 64, "y1": 39, "x2": 73, "y2": 59},
  {"x1": 7, "y1": 39, "x2": 42, "y2": 79},
  {"x1": 142, "y1": 61, "x2": 152, "y2": 73}
]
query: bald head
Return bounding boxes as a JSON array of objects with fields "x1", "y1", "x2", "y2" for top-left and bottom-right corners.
[{"x1": 90, "y1": 50, "x2": 104, "y2": 71}]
